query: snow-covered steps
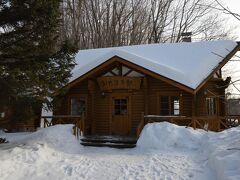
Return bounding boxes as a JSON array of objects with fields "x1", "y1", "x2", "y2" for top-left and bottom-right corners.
[{"x1": 80, "y1": 136, "x2": 137, "y2": 148}]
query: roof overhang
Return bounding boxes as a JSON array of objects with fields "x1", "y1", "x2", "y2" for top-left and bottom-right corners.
[
  {"x1": 63, "y1": 41, "x2": 240, "y2": 95},
  {"x1": 194, "y1": 42, "x2": 240, "y2": 94}
]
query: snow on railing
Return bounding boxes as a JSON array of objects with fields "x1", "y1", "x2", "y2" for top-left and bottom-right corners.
[
  {"x1": 136, "y1": 113, "x2": 239, "y2": 137},
  {"x1": 41, "y1": 114, "x2": 85, "y2": 140}
]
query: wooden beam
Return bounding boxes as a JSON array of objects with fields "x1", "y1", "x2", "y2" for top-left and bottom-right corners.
[
  {"x1": 123, "y1": 69, "x2": 133, "y2": 76},
  {"x1": 192, "y1": 94, "x2": 197, "y2": 129},
  {"x1": 110, "y1": 70, "x2": 118, "y2": 76},
  {"x1": 116, "y1": 58, "x2": 194, "y2": 94},
  {"x1": 215, "y1": 71, "x2": 221, "y2": 78},
  {"x1": 119, "y1": 64, "x2": 122, "y2": 76},
  {"x1": 88, "y1": 80, "x2": 96, "y2": 134},
  {"x1": 143, "y1": 77, "x2": 149, "y2": 114},
  {"x1": 66, "y1": 56, "x2": 194, "y2": 94}
]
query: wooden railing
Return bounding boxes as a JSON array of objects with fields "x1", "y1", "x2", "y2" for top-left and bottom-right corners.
[
  {"x1": 41, "y1": 114, "x2": 85, "y2": 139},
  {"x1": 136, "y1": 114, "x2": 240, "y2": 137}
]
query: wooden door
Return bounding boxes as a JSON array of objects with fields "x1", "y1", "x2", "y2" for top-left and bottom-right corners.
[{"x1": 110, "y1": 94, "x2": 131, "y2": 136}]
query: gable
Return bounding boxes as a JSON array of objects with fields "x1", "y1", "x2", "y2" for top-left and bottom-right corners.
[
  {"x1": 69, "y1": 40, "x2": 238, "y2": 90},
  {"x1": 68, "y1": 56, "x2": 195, "y2": 93}
]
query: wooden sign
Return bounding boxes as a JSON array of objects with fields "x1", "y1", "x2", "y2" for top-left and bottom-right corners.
[{"x1": 97, "y1": 76, "x2": 142, "y2": 91}]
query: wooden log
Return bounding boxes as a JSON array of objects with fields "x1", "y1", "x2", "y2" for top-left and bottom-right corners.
[
  {"x1": 136, "y1": 112, "x2": 145, "y2": 137},
  {"x1": 192, "y1": 118, "x2": 196, "y2": 129},
  {"x1": 44, "y1": 118, "x2": 46, "y2": 128}
]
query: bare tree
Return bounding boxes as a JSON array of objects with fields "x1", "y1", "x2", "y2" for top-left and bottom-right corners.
[
  {"x1": 214, "y1": 0, "x2": 240, "y2": 21},
  {"x1": 60, "y1": 0, "x2": 236, "y2": 49}
]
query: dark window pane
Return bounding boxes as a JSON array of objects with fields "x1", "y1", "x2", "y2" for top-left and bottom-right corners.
[
  {"x1": 121, "y1": 99, "x2": 127, "y2": 105},
  {"x1": 121, "y1": 108, "x2": 127, "y2": 115},
  {"x1": 160, "y1": 96, "x2": 169, "y2": 115},
  {"x1": 161, "y1": 109, "x2": 169, "y2": 115},
  {"x1": 161, "y1": 102, "x2": 169, "y2": 109},
  {"x1": 115, "y1": 105, "x2": 120, "y2": 110},
  {"x1": 79, "y1": 99, "x2": 86, "y2": 113},
  {"x1": 161, "y1": 96, "x2": 168, "y2": 103},
  {"x1": 114, "y1": 98, "x2": 128, "y2": 115},
  {"x1": 160, "y1": 96, "x2": 180, "y2": 116},
  {"x1": 115, "y1": 99, "x2": 120, "y2": 105},
  {"x1": 114, "y1": 109, "x2": 120, "y2": 115},
  {"x1": 71, "y1": 98, "x2": 78, "y2": 115},
  {"x1": 70, "y1": 97, "x2": 86, "y2": 115}
]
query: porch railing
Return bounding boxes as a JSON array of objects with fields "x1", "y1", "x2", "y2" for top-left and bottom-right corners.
[
  {"x1": 41, "y1": 114, "x2": 85, "y2": 139},
  {"x1": 136, "y1": 113, "x2": 240, "y2": 137}
]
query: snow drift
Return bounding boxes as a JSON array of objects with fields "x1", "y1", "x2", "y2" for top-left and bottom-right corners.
[
  {"x1": 137, "y1": 122, "x2": 240, "y2": 180},
  {"x1": 0, "y1": 122, "x2": 240, "y2": 180},
  {"x1": 207, "y1": 128, "x2": 240, "y2": 180},
  {"x1": 0, "y1": 125, "x2": 81, "y2": 154},
  {"x1": 137, "y1": 122, "x2": 206, "y2": 151}
]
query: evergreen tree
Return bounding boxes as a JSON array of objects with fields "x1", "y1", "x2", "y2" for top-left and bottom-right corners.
[{"x1": 0, "y1": 0, "x2": 76, "y2": 122}]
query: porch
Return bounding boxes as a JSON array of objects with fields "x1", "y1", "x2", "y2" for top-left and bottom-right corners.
[
  {"x1": 41, "y1": 115, "x2": 137, "y2": 148},
  {"x1": 41, "y1": 114, "x2": 240, "y2": 139},
  {"x1": 136, "y1": 114, "x2": 240, "y2": 137}
]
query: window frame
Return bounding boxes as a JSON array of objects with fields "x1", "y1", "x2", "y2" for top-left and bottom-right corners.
[
  {"x1": 158, "y1": 93, "x2": 182, "y2": 116},
  {"x1": 113, "y1": 98, "x2": 128, "y2": 115},
  {"x1": 205, "y1": 97, "x2": 217, "y2": 116},
  {"x1": 68, "y1": 94, "x2": 87, "y2": 116}
]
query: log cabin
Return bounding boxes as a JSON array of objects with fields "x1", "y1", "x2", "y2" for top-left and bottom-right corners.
[{"x1": 45, "y1": 40, "x2": 240, "y2": 139}]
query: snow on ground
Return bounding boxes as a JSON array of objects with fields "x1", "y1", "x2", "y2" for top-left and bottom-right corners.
[{"x1": 0, "y1": 123, "x2": 239, "y2": 180}]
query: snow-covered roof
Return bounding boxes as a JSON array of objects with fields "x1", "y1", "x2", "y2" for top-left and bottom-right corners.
[{"x1": 70, "y1": 40, "x2": 238, "y2": 89}]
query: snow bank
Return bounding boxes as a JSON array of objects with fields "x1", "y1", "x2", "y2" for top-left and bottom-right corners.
[
  {"x1": 137, "y1": 122, "x2": 206, "y2": 151},
  {"x1": 207, "y1": 127, "x2": 240, "y2": 180},
  {"x1": 137, "y1": 122, "x2": 240, "y2": 180},
  {"x1": 2, "y1": 125, "x2": 81, "y2": 154},
  {"x1": 1, "y1": 123, "x2": 240, "y2": 179}
]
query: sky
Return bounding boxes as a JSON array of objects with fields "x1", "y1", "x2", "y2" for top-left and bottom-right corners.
[
  {"x1": 222, "y1": 0, "x2": 240, "y2": 40},
  {"x1": 221, "y1": 0, "x2": 240, "y2": 96}
]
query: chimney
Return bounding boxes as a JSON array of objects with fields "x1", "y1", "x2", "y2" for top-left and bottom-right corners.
[{"x1": 181, "y1": 32, "x2": 192, "y2": 42}]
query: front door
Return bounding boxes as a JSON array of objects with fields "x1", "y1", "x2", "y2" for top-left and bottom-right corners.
[{"x1": 111, "y1": 94, "x2": 131, "y2": 136}]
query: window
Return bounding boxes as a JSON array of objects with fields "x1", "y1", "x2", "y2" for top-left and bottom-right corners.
[
  {"x1": 171, "y1": 96, "x2": 180, "y2": 115},
  {"x1": 70, "y1": 97, "x2": 86, "y2": 115},
  {"x1": 0, "y1": 112, "x2": 5, "y2": 118},
  {"x1": 114, "y1": 99, "x2": 128, "y2": 115},
  {"x1": 206, "y1": 97, "x2": 216, "y2": 115},
  {"x1": 160, "y1": 96, "x2": 180, "y2": 115}
]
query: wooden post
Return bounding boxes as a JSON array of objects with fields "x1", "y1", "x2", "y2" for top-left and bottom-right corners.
[
  {"x1": 192, "y1": 119, "x2": 196, "y2": 129},
  {"x1": 217, "y1": 117, "x2": 220, "y2": 131},
  {"x1": 141, "y1": 112, "x2": 145, "y2": 125},
  {"x1": 88, "y1": 79, "x2": 96, "y2": 135},
  {"x1": 81, "y1": 112, "x2": 85, "y2": 136},
  {"x1": 143, "y1": 77, "x2": 149, "y2": 115},
  {"x1": 192, "y1": 93, "x2": 197, "y2": 129},
  {"x1": 73, "y1": 125, "x2": 76, "y2": 136},
  {"x1": 136, "y1": 112, "x2": 145, "y2": 137},
  {"x1": 44, "y1": 118, "x2": 46, "y2": 128}
]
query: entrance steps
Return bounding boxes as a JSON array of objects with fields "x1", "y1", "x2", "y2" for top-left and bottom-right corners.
[{"x1": 80, "y1": 136, "x2": 137, "y2": 148}]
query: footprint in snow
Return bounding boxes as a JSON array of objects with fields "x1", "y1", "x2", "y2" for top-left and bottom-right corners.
[{"x1": 64, "y1": 166, "x2": 73, "y2": 176}]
